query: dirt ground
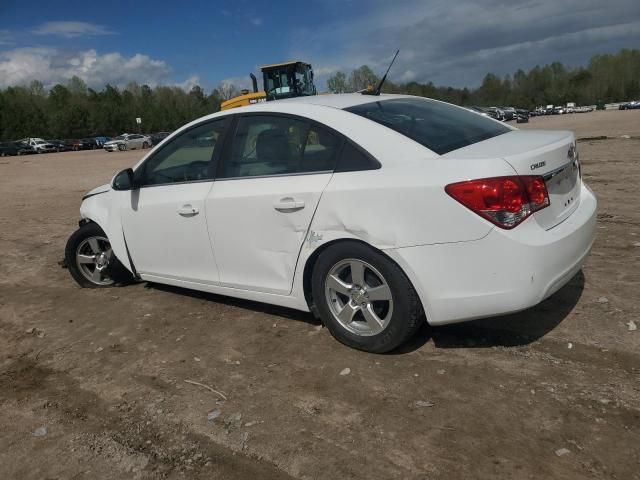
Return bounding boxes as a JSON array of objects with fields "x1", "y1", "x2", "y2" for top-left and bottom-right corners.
[{"x1": 0, "y1": 109, "x2": 638, "y2": 480}]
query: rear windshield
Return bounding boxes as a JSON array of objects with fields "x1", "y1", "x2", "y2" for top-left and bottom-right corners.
[{"x1": 345, "y1": 98, "x2": 510, "y2": 155}]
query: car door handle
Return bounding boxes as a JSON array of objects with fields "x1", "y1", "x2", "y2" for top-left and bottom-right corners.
[
  {"x1": 177, "y1": 204, "x2": 199, "y2": 216},
  {"x1": 273, "y1": 197, "x2": 305, "y2": 212}
]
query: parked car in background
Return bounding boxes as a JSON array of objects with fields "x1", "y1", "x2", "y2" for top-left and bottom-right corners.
[
  {"x1": 488, "y1": 107, "x2": 504, "y2": 121},
  {"x1": 21, "y1": 137, "x2": 57, "y2": 153},
  {"x1": 92, "y1": 135, "x2": 112, "y2": 147},
  {"x1": 65, "y1": 93, "x2": 596, "y2": 353},
  {"x1": 103, "y1": 133, "x2": 152, "y2": 152},
  {"x1": 497, "y1": 107, "x2": 515, "y2": 121},
  {"x1": 150, "y1": 132, "x2": 171, "y2": 146},
  {"x1": 515, "y1": 109, "x2": 529, "y2": 123},
  {"x1": 619, "y1": 101, "x2": 640, "y2": 110},
  {"x1": 0, "y1": 141, "x2": 35, "y2": 156},
  {"x1": 14, "y1": 141, "x2": 37, "y2": 154},
  {"x1": 67, "y1": 139, "x2": 94, "y2": 151},
  {"x1": 47, "y1": 139, "x2": 72, "y2": 152},
  {"x1": 82, "y1": 138, "x2": 100, "y2": 150}
]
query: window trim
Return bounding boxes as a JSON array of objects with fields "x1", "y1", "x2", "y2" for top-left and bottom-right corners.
[{"x1": 134, "y1": 116, "x2": 232, "y2": 189}]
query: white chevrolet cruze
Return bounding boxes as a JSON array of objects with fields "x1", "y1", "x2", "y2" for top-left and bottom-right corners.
[{"x1": 65, "y1": 94, "x2": 597, "y2": 352}]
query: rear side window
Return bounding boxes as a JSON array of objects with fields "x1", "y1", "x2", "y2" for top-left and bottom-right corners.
[
  {"x1": 336, "y1": 142, "x2": 380, "y2": 172},
  {"x1": 220, "y1": 115, "x2": 340, "y2": 179},
  {"x1": 346, "y1": 98, "x2": 510, "y2": 155}
]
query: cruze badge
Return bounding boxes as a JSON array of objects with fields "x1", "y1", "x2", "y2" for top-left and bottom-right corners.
[{"x1": 530, "y1": 161, "x2": 546, "y2": 171}]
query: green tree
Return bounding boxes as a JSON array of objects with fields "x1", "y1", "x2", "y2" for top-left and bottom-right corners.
[
  {"x1": 348, "y1": 66, "x2": 379, "y2": 91},
  {"x1": 327, "y1": 71, "x2": 348, "y2": 93}
]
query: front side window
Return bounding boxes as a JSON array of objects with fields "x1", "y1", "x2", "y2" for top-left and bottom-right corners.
[
  {"x1": 346, "y1": 98, "x2": 510, "y2": 155},
  {"x1": 137, "y1": 118, "x2": 228, "y2": 186},
  {"x1": 219, "y1": 115, "x2": 341, "y2": 179}
]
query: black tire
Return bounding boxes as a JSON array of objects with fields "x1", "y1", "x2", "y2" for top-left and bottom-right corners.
[
  {"x1": 142, "y1": 141, "x2": 149, "y2": 149},
  {"x1": 118, "y1": 144, "x2": 126, "y2": 151},
  {"x1": 311, "y1": 241, "x2": 423, "y2": 353},
  {"x1": 65, "y1": 222, "x2": 134, "y2": 288}
]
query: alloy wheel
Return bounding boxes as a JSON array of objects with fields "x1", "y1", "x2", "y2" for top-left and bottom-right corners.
[
  {"x1": 324, "y1": 259, "x2": 393, "y2": 336},
  {"x1": 75, "y1": 236, "x2": 115, "y2": 286}
]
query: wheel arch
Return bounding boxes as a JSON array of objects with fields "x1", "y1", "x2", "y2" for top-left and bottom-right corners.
[
  {"x1": 79, "y1": 194, "x2": 135, "y2": 275},
  {"x1": 301, "y1": 237, "x2": 426, "y2": 321}
]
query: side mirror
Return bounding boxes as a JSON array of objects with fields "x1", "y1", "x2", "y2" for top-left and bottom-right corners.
[{"x1": 112, "y1": 168, "x2": 135, "y2": 191}]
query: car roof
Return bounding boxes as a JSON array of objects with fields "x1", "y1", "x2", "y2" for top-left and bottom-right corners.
[{"x1": 275, "y1": 92, "x2": 416, "y2": 109}]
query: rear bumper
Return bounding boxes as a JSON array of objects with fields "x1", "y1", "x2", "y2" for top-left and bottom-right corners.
[{"x1": 386, "y1": 182, "x2": 597, "y2": 325}]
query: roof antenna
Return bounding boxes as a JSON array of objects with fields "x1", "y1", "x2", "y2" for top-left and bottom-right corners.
[{"x1": 362, "y1": 49, "x2": 399, "y2": 96}]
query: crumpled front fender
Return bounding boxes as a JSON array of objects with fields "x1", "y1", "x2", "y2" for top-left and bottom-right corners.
[{"x1": 79, "y1": 189, "x2": 133, "y2": 273}]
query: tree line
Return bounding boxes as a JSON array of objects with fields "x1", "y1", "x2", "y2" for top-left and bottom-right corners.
[
  {"x1": 0, "y1": 78, "x2": 236, "y2": 141},
  {"x1": 328, "y1": 48, "x2": 640, "y2": 109},
  {"x1": 1, "y1": 48, "x2": 638, "y2": 141}
]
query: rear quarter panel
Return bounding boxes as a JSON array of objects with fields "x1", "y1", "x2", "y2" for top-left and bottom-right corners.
[{"x1": 308, "y1": 157, "x2": 515, "y2": 250}]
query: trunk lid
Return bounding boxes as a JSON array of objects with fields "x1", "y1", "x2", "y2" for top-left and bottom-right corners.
[{"x1": 446, "y1": 130, "x2": 580, "y2": 230}]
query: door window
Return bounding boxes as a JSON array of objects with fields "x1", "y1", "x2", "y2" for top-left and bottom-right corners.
[
  {"x1": 137, "y1": 118, "x2": 228, "y2": 186},
  {"x1": 220, "y1": 115, "x2": 341, "y2": 178}
]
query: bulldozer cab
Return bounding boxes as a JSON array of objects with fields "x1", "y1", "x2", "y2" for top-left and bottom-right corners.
[{"x1": 262, "y1": 61, "x2": 316, "y2": 101}]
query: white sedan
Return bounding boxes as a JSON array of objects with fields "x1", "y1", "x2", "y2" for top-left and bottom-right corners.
[
  {"x1": 103, "y1": 133, "x2": 151, "y2": 152},
  {"x1": 65, "y1": 94, "x2": 596, "y2": 352}
]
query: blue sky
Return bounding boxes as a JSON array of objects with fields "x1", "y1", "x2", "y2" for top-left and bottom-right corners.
[{"x1": 1, "y1": 0, "x2": 639, "y2": 92}]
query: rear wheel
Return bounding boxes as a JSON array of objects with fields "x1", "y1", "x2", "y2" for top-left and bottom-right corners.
[
  {"x1": 311, "y1": 242, "x2": 423, "y2": 353},
  {"x1": 65, "y1": 223, "x2": 134, "y2": 288},
  {"x1": 142, "y1": 141, "x2": 149, "y2": 149}
]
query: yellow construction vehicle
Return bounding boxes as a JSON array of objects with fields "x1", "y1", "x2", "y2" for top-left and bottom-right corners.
[{"x1": 220, "y1": 61, "x2": 317, "y2": 111}]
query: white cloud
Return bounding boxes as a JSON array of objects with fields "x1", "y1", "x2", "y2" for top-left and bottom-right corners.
[
  {"x1": 0, "y1": 47, "x2": 183, "y2": 89},
  {"x1": 249, "y1": 17, "x2": 263, "y2": 26},
  {"x1": 218, "y1": 75, "x2": 253, "y2": 91},
  {"x1": 176, "y1": 75, "x2": 201, "y2": 91},
  {"x1": 292, "y1": 0, "x2": 640, "y2": 87},
  {"x1": 313, "y1": 65, "x2": 341, "y2": 77},
  {"x1": 31, "y1": 21, "x2": 115, "y2": 38}
]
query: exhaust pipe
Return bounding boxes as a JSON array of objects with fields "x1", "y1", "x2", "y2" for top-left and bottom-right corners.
[{"x1": 250, "y1": 73, "x2": 258, "y2": 93}]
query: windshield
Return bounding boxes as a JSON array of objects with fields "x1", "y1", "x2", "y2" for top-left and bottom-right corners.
[
  {"x1": 345, "y1": 98, "x2": 510, "y2": 155},
  {"x1": 263, "y1": 63, "x2": 315, "y2": 99}
]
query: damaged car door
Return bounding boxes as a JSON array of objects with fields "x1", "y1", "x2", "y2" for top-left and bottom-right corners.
[{"x1": 206, "y1": 114, "x2": 341, "y2": 295}]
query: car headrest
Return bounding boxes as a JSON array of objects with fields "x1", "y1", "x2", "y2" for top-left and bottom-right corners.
[{"x1": 256, "y1": 128, "x2": 291, "y2": 163}]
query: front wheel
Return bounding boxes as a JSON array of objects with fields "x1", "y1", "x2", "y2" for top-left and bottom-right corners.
[
  {"x1": 118, "y1": 144, "x2": 126, "y2": 151},
  {"x1": 311, "y1": 242, "x2": 423, "y2": 353},
  {"x1": 65, "y1": 223, "x2": 134, "y2": 288}
]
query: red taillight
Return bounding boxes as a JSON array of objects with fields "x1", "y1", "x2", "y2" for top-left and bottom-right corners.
[{"x1": 445, "y1": 176, "x2": 550, "y2": 229}]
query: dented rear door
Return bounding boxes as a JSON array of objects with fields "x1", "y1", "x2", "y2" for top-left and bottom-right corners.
[{"x1": 205, "y1": 174, "x2": 332, "y2": 295}]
